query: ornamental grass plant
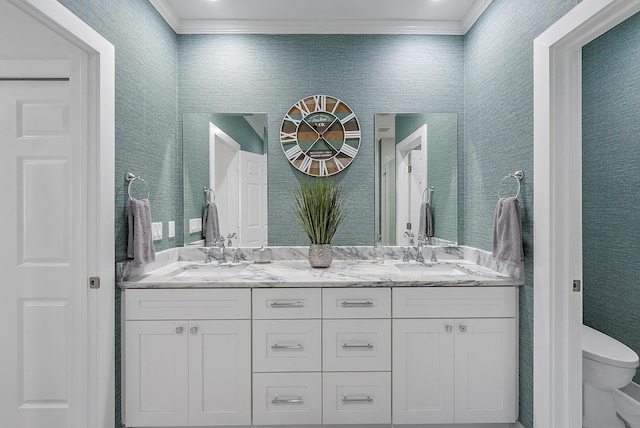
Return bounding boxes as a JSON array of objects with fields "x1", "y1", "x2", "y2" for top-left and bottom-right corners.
[{"x1": 291, "y1": 179, "x2": 348, "y2": 245}]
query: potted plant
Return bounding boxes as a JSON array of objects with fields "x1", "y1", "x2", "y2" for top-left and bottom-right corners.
[{"x1": 291, "y1": 179, "x2": 348, "y2": 268}]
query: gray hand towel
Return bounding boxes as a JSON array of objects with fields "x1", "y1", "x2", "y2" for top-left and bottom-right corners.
[
  {"x1": 492, "y1": 197, "x2": 524, "y2": 264},
  {"x1": 127, "y1": 198, "x2": 155, "y2": 266},
  {"x1": 418, "y1": 202, "x2": 434, "y2": 238},
  {"x1": 202, "y1": 201, "x2": 221, "y2": 246}
]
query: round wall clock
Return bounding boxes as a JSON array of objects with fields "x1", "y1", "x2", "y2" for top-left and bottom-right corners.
[{"x1": 280, "y1": 95, "x2": 361, "y2": 177}]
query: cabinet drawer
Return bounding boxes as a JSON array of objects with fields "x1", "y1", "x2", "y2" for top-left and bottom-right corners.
[
  {"x1": 323, "y1": 372, "x2": 391, "y2": 425},
  {"x1": 322, "y1": 288, "x2": 390, "y2": 318},
  {"x1": 253, "y1": 372, "x2": 322, "y2": 425},
  {"x1": 124, "y1": 288, "x2": 251, "y2": 320},
  {"x1": 253, "y1": 288, "x2": 321, "y2": 319},
  {"x1": 393, "y1": 287, "x2": 516, "y2": 318},
  {"x1": 253, "y1": 319, "x2": 321, "y2": 372},
  {"x1": 323, "y1": 319, "x2": 391, "y2": 372}
]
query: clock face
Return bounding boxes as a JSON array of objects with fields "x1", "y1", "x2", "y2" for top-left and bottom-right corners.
[{"x1": 280, "y1": 95, "x2": 361, "y2": 177}]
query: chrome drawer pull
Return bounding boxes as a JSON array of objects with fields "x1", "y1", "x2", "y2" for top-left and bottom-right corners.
[
  {"x1": 342, "y1": 343, "x2": 374, "y2": 350},
  {"x1": 175, "y1": 326, "x2": 184, "y2": 335},
  {"x1": 270, "y1": 300, "x2": 303, "y2": 308},
  {"x1": 342, "y1": 395, "x2": 373, "y2": 404},
  {"x1": 341, "y1": 300, "x2": 374, "y2": 307},
  {"x1": 272, "y1": 395, "x2": 304, "y2": 405},
  {"x1": 271, "y1": 343, "x2": 304, "y2": 351}
]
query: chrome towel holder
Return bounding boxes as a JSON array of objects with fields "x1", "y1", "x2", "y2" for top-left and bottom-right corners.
[
  {"x1": 125, "y1": 172, "x2": 150, "y2": 200},
  {"x1": 203, "y1": 186, "x2": 215, "y2": 203},
  {"x1": 422, "y1": 186, "x2": 434, "y2": 204},
  {"x1": 498, "y1": 170, "x2": 524, "y2": 199}
]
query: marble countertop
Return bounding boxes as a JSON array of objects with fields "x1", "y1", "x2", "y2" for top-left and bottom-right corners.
[{"x1": 119, "y1": 256, "x2": 521, "y2": 289}]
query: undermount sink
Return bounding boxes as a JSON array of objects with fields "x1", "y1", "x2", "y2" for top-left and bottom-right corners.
[
  {"x1": 170, "y1": 262, "x2": 250, "y2": 278},
  {"x1": 392, "y1": 261, "x2": 467, "y2": 275}
]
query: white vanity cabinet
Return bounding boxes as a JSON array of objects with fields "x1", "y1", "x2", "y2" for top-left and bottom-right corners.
[
  {"x1": 322, "y1": 288, "x2": 392, "y2": 425},
  {"x1": 252, "y1": 288, "x2": 323, "y2": 425},
  {"x1": 123, "y1": 289, "x2": 251, "y2": 427},
  {"x1": 392, "y1": 287, "x2": 518, "y2": 425}
]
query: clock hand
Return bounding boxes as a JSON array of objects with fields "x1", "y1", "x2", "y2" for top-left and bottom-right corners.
[
  {"x1": 320, "y1": 136, "x2": 340, "y2": 153},
  {"x1": 301, "y1": 118, "x2": 321, "y2": 137},
  {"x1": 317, "y1": 117, "x2": 339, "y2": 136}
]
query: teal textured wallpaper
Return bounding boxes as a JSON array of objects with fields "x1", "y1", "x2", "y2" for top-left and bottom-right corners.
[
  {"x1": 56, "y1": 0, "x2": 180, "y2": 260},
  {"x1": 583, "y1": 11, "x2": 640, "y2": 383},
  {"x1": 178, "y1": 34, "x2": 465, "y2": 246},
  {"x1": 463, "y1": 1, "x2": 580, "y2": 426}
]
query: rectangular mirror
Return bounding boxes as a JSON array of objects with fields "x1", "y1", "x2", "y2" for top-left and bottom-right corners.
[
  {"x1": 183, "y1": 113, "x2": 268, "y2": 247},
  {"x1": 374, "y1": 113, "x2": 458, "y2": 246}
]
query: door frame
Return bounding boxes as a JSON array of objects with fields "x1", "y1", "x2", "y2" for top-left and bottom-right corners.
[
  {"x1": 533, "y1": 0, "x2": 640, "y2": 426},
  {"x1": 6, "y1": 1, "x2": 115, "y2": 427}
]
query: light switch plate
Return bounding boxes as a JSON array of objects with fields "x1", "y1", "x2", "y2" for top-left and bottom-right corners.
[
  {"x1": 151, "y1": 222, "x2": 163, "y2": 241},
  {"x1": 168, "y1": 221, "x2": 175, "y2": 238},
  {"x1": 189, "y1": 218, "x2": 202, "y2": 234}
]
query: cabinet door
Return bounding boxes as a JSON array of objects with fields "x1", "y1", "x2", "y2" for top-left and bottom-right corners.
[
  {"x1": 454, "y1": 318, "x2": 517, "y2": 424},
  {"x1": 392, "y1": 319, "x2": 454, "y2": 424},
  {"x1": 125, "y1": 321, "x2": 189, "y2": 427},
  {"x1": 189, "y1": 320, "x2": 251, "y2": 426}
]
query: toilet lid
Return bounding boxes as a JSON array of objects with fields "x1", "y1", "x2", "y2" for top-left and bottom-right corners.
[{"x1": 582, "y1": 325, "x2": 639, "y2": 369}]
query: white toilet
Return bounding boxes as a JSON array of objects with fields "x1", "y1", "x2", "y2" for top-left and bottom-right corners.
[{"x1": 582, "y1": 324, "x2": 639, "y2": 428}]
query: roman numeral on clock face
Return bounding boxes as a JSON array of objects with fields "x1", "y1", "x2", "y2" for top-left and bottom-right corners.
[
  {"x1": 295, "y1": 100, "x2": 311, "y2": 118},
  {"x1": 284, "y1": 113, "x2": 301, "y2": 127},
  {"x1": 344, "y1": 130, "x2": 361, "y2": 140},
  {"x1": 340, "y1": 112, "x2": 356, "y2": 125},
  {"x1": 284, "y1": 144, "x2": 303, "y2": 161},
  {"x1": 280, "y1": 131, "x2": 297, "y2": 143},
  {"x1": 313, "y1": 95, "x2": 326, "y2": 112},
  {"x1": 340, "y1": 143, "x2": 359, "y2": 158},
  {"x1": 299, "y1": 155, "x2": 313, "y2": 173},
  {"x1": 319, "y1": 159, "x2": 329, "y2": 176}
]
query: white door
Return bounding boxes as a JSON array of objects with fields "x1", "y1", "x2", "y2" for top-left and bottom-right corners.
[
  {"x1": 239, "y1": 151, "x2": 267, "y2": 246},
  {"x1": 392, "y1": 318, "x2": 454, "y2": 424},
  {"x1": 454, "y1": 318, "x2": 517, "y2": 424},
  {"x1": 210, "y1": 124, "x2": 240, "y2": 243},
  {"x1": 189, "y1": 320, "x2": 251, "y2": 426},
  {"x1": 395, "y1": 125, "x2": 427, "y2": 244},
  {"x1": 0, "y1": 60, "x2": 87, "y2": 428},
  {"x1": 124, "y1": 321, "x2": 189, "y2": 427}
]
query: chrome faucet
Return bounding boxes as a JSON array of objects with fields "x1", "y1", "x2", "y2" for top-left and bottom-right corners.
[
  {"x1": 415, "y1": 235, "x2": 425, "y2": 263},
  {"x1": 202, "y1": 247, "x2": 214, "y2": 263},
  {"x1": 430, "y1": 247, "x2": 438, "y2": 263},
  {"x1": 216, "y1": 237, "x2": 227, "y2": 263},
  {"x1": 227, "y1": 232, "x2": 237, "y2": 246},
  {"x1": 404, "y1": 230, "x2": 415, "y2": 246}
]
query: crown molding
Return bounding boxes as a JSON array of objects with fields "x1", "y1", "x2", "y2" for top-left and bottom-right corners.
[
  {"x1": 178, "y1": 19, "x2": 466, "y2": 35},
  {"x1": 150, "y1": 0, "x2": 490, "y2": 35},
  {"x1": 149, "y1": 0, "x2": 180, "y2": 33},
  {"x1": 461, "y1": 0, "x2": 493, "y2": 33}
]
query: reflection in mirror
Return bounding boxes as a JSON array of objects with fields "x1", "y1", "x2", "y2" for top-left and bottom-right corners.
[
  {"x1": 183, "y1": 113, "x2": 268, "y2": 247},
  {"x1": 374, "y1": 113, "x2": 458, "y2": 246}
]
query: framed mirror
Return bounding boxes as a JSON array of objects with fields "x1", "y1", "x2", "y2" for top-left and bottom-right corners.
[
  {"x1": 183, "y1": 113, "x2": 268, "y2": 247},
  {"x1": 374, "y1": 113, "x2": 458, "y2": 246}
]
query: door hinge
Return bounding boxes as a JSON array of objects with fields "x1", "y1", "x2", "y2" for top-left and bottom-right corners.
[
  {"x1": 89, "y1": 276, "x2": 101, "y2": 289},
  {"x1": 406, "y1": 222, "x2": 412, "y2": 230},
  {"x1": 407, "y1": 166, "x2": 412, "y2": 173},
  {"x1": 573, "y1": 279, "x2": 581, "y2": 292}
]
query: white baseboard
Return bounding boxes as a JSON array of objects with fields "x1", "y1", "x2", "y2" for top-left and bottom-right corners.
[{"x1": 615, "y1": 381, "x2": 640, "y2": 428}]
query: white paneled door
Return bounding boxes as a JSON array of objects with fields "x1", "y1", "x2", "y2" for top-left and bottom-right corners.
[{"x1": 0, "y1": 61, "x2": 86, "y2": 428}]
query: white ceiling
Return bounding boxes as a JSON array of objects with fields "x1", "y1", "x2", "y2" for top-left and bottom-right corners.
[{"x1": 150, "y1": 0, "x2": 492, "y2": 34}]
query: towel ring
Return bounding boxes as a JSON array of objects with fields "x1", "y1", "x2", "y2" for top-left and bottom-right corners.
[
  {"x1": 498, "y1": 170, "x2": 524, "y2": 200},
  {"x1": 422, "y1": 186, "x2": 434, "y2": 204},
  {"x1": 125, "y1": 172, "x2": 150, "y2": 200},
  {"x1": 203, "y1": 186, "x2": 215, "y2": 203}
]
